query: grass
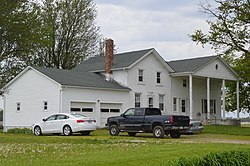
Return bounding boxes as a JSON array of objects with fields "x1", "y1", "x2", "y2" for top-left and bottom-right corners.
[{"x1": 0, "y1": 125, "x2": 250, "y2": 166}]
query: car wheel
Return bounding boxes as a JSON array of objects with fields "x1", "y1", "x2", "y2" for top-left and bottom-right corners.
[
  {"x1": 153, "y1": 126, "x2": 164, "y2": 138},
  {"x1": 170, "y1": 132, "x2": 181, "y2": 138},
  {"x1": 81, "y1": 131, "x2": 91, "y2": 136},
  {"x1": 34, "y1": 126, "x2": 42, "y2": 136},
  {"x1": 63, "y1": 125, "x2": 72, "y2": 136},
  {"x1": 109, "y1": 124, "x2": 119, "y2": 136},
  {"x1": 128, "y1": 132, "x2": 137, "y2": 136}
]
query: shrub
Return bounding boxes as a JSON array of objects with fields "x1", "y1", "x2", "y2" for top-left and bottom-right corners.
[
  {"x1": 0, "y1": 110, "x2": 3, "y2": 121},
  {"x1": 170, "y1": 150, "x2": 250, "y2": 166},
  {"x1": 7, "y1": 128, "x2": 32, "y2": 134}
]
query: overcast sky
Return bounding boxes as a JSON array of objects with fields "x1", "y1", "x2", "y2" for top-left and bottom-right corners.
[{"x1": 94, "y1": 0, "x2": 216, "y2": 61}]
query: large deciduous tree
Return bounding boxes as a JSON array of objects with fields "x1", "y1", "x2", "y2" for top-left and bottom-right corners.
[
  {"x1": 191, "y1": 0, "x2": 250, "y2": 113},
  {"x1": 36, "y1": 0, "x2": 100, "y2": 69},
  {"x1": 0, "y1": 0, "x2": 41, "y2": 88},
  {"x1": 0, "y1": 0, "x2": 101, "y2": 88}
]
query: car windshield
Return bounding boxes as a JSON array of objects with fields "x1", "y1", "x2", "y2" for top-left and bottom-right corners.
[{"x1": 71, "y1": 114, "x2": 87, "y2": 118}]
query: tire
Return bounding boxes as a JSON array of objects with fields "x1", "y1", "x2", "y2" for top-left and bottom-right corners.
[
  {"x1": 34, "y1": 126, "x2": 42, "y2": 136},
  {"x1": 153, "y1": 126, "x2": 164, "y2": 138},
  {"x1": 128, "y1": 132, "x2": 137, "y2": 136},
  {"x1": 81, "y1": 131, "x2": 91, "y2": 136},
  {"x1": 109, "y1": 124, "x2": 119, "y2": 136},
  {"x1": 63, "y1": 125, "x2": 72, "y2": 136},
  {"x1": 170, "y1": 132, "x2": 181, "y2": 138}
]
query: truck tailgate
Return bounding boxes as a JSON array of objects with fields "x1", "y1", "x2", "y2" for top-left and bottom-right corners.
[{"x1": 172, "y1": 116, "x2": 190, "y2": 126}]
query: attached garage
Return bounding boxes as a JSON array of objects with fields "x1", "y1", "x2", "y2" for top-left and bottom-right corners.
[
  {"x1": 70, "y1": 101, "x2": 95, "y2": 118},
  {"x1": 100, "y1": 103, "x2": 122, "y2": 126}
]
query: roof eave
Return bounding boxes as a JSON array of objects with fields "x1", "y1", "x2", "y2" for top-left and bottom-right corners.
[{"x1": 61, "y1": 85, "x2": 131, "y2": 92}]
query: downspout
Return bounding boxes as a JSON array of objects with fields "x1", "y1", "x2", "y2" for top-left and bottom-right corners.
[
  {"x1": 59, "y1": 86, "x2": 63, "y2": 113},
  {"x1": 3, "y1": 95, "x2": 6, "y2": 132}
]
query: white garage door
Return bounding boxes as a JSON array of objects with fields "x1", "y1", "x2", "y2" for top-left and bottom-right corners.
[
  {"x1": 100, "y1": 103, "x2": 122, "y2": 127},
  {"x1": 70, "y1": 102, "x2": 95, "y2": 118}
]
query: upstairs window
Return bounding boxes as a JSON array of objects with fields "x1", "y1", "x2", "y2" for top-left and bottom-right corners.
[
  {"x1": 135, "y1": 93, "x2": 141, "y2": 107},
  {"x1": 159, "y1": 95, "x2": 164, "y2": 111},
  {"x1": 157, "y1": 72, "x2": 161, "y2": 84},
  {"x1": 138, "y1": 69, "x2": 143, "y2": 82}
]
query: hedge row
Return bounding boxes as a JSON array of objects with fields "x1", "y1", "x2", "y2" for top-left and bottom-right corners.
[
  {"x1": 7, "y1": 128, "x2": 33, "y2": 134},
  {"x1": 170, "y1": 150, "x2": 249, "y2": 166}
]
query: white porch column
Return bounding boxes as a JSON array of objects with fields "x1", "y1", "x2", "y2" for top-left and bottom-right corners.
[
  {"x1": 236, "y1": 81, "x2": 240, "y2": 119},
  {"x1": 222, "y1": 79, "x2": 226, "y2": 119},
  {"x1": 95, "y1": 100, "x2": 101, "y2": 128},
  {"x1": 207, "y1": 77, "x2": 210, "y2": 119},
  {"x1": 189, "y1": 74, "x2": 193, "y2": 119}
]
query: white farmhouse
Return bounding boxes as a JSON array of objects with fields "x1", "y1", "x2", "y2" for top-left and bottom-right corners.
[{"x1": 1, "y1": 39, "x2": 239, "y2": 131}]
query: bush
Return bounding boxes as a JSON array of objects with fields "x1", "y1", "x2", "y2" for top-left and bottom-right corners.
[
  {"x1": 171, "y1": 150, "x2": 250, "y2": 166},
  {"x1": 0, "y1": 110, "x2": 3, "y2": 121},
  {"x1": 7, "y1": 128, "x2": 32, "y2": 134}
]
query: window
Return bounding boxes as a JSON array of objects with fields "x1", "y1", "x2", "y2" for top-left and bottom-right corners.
[
  {"x1": 173, "y1": 98, "x2": 177, "y2": 112},
  {"x1": 16, "y1": 102, "x2": 20, "y2": 112},
  {"x1": 43, "y1": 101, "x2": 48, "y2": 111},
  {"x1": 82, "y1": 108, "x2": 93, "y2": 112},
  {"x1": 159, "y1": 95, "x2": 164, "y2": 111},
  {"x1": 71, "y1": 108, "x2": 81, "y2": 112},
  {"x1": 181, "y1": 99, "x2": 186, "y2": 112},
  {"x1": 135, "y1": 93, "x2": 141, "y2": 107},
  {"x1": 124, "y1": 108, "x2": 135, "y2": 116},
  {"x1": 134, "y1": 108, "x2": 144, "y2": 116},
  {"x1": 183, "y1": 79, "x2": 187, "y2": 87},
  {"x1": 138, "y1": 69, "x2": 143, "y2": 82},
  {"x1": 110, "y1": 109, "x2": 120, "y2": 113},
  {"x1": 145, "y1": 108, "x2": 161, "y2": 116},
  {"x1": 202, "y1": 99, "x2": 216, "y2": 114},
  {"x1": 46, "y1": 115, "x2": 57, "y2": 121},
  {"x1": 157, "y1": 72, "x2": 161, "y2": 84},
  {"x1": 56, "y1": 115, "x2": 69, "y2": 120},
  {"x1": 101, "y1": 109, "x2": 109, "y2": 112},
  {"x1": 148, "y1": 97, "x2": 153, "y2": 108}
]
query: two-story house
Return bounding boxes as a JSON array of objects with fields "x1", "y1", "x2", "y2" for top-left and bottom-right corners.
[{"x1": 1, "y1": 39, "x2": 239, "y2": 131}]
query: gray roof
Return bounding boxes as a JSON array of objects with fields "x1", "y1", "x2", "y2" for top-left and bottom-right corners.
[
  {"x1": 33, "y1": 67, "x2": 130, "y2": 91},
  {"x1": 168, "y1": 56, "x2": 217, "y2": 73},
  {"x1": 73, "y1": 48, "x2": 153, "y2": 72}
]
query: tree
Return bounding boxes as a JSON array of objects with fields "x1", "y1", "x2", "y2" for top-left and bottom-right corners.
[
  {"x1": 191, "y1": 0, "x2": 250, "y2": 113},
  {"x1": 0, "y1": 0, "x2": 42, "y2": 88},
  {"x1": 35, "y1": 0, "x2": 100, "y2": 69},
  {"x1": 0, "y1": 0, "x2": 101, "y2": 88}
]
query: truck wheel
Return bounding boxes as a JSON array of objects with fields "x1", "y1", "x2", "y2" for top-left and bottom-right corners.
[
  {"x1": 109, "y1": 125, "x2": 119, "y2": 136},
  {"x1": 170, "y1": 132, "x2": 181, "y2": 138},
  {"x1": 153, "y1": 126, "x2": 164, "y2": 138},
  {"x1": 128, "y1": 132, "x2": 137, "y2": 136}
]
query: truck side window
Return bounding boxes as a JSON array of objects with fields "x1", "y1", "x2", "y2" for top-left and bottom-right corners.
[
  {"x1": 134, "y1": 108, "x2": 144, "y2": 116},
  {"x1": 145, "y1": 108, "x2": 161, "y2": 116},
  {"x1": 124, "y1": 109, "x2": 135, "y2": 116}
]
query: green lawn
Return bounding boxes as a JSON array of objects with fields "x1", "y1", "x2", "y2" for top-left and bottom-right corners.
[{"x1": 0, "y1": 126, "x2": 250, "y2": 166}]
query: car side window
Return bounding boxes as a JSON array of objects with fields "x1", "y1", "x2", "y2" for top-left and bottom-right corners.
[
  {"x1": 145, "y1": 108, "x2": 161, "y2": 116},
  {"x1": 124, "y1": 109, "x2": 135, "y2": 116},
  {"x1": 56, "y1": 115, "x2": 68, "y2": 120},
  {"x1": 46, "y1": 115, "x2": 57, "y2": 121}
]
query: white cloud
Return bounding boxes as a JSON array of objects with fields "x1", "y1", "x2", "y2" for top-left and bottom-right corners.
[{"x1": 95, "y1": 0, "x2": 216, "y2": 60}]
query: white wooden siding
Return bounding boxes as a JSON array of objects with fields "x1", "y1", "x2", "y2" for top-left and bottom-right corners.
[{"x1": 4, "y1": 69, "x2": 60, "y2": 130}]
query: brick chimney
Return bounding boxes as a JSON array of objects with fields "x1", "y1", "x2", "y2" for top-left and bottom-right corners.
[{"x1": 105, "y1": 39, "x2": 114, "y2": 81}]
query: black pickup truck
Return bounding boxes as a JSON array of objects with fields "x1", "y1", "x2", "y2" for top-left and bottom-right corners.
[{"x1": 106, "y1": 107, "x2": 190, "y2": 138}]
